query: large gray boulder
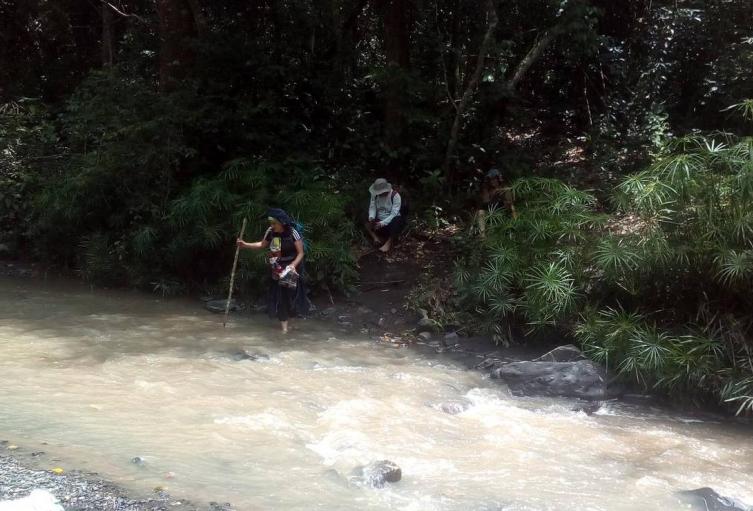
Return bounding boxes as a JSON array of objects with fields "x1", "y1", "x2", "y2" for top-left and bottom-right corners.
[
  {"x1": 533, "y1": 344, "x2": 587, "y2": 363},
  {"x1": 491, "y1": 359, "x2": 606, "y2": 400},
  {"x1": 678, "y1": 488, "x2": 751, "y2": 511}
]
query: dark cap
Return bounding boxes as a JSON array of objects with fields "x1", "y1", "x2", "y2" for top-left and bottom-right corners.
[{"x1": 263, "y1": 208, "x2": 293, "y2": 226}]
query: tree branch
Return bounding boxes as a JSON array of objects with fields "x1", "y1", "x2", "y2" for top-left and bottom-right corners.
[
  {"x1": 100, "y1": 0, "x2": 146, "y2": 23},
  {"x1": 507, "y1": 27, "x2": 558, "y2": 89},
  {"x1": 185, "y1": 0, "x2": 207, "y2": 35},
  {"x1": 435, "y1": 3, "x2": 458, "y2": 112},
  {"x1": 342, "y1": 0, "x2": 370, "y2": 32}
]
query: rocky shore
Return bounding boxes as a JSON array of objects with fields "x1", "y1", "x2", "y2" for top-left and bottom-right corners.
[{"x1": 0, "y1": 450, "x2": 232, "y2": 511}]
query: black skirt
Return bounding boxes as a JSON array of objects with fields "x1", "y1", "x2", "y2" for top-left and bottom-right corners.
[{"x1": 266, "y1": 273, "x2": 310, "y2": 321}]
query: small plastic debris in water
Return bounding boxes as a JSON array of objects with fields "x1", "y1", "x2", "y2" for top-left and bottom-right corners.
[
  {"x1": 51, "y1": 467, "x2": 65, "y2": 475},
  {"x1": 165, "y1": 471, "x2": 176, "y2": 479},
  {"x1": 7, "y1": 444, "x2": 18, "y2": 450}
]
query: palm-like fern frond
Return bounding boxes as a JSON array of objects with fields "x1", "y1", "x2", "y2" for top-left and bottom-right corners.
[{"x1": 714, "y1": 249, "x2": 753, "y2": 285}]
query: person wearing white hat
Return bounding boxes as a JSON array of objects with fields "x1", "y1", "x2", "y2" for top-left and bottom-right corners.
[{"x1": 365, "y1": 178, "x2": 406, "y2": 253}]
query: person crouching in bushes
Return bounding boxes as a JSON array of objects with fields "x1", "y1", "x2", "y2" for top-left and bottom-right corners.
[
  {"x1": 236, "y1": 208, "x2": 309, "y2": 334},
  {"x1": 365, "y1": 178, "x2": 406, "y2": 253},
  {"x1": 477, "y1": 168, "x2": 517, "y2": 237}
]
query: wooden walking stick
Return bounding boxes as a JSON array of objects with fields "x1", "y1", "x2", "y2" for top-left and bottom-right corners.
[{"x1": 223, "y1": 217, "x2": 247, "y2": 327}]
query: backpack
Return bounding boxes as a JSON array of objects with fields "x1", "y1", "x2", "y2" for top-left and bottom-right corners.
[
  {"x1": 290, "y1": 221, "x2": 311, "y2": 253},
  {"x1": 391, "y1": 186, "x2": 410, "y2": 217}
]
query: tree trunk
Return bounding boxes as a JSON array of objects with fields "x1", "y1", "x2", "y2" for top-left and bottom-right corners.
[
  {"x1": 508, "y1": 28, "x2": 557, "y2": 89},
  {"x1": 382, "y1": 0, "x2": 411, "y2": 162},
  {"x1": 442, "y1": 0, "x2": 497, "y2": 186},
  {"x1": 156, "y1": 0, "x2": 200, "y2": 91},
  {"x1": 338, "y1": 0, "x2": 370, "y2": 78},
  {"x1": 101, "y1": 4, "x2": 113, "y2": 66},
  {"x1": 442, "y1": 0, "x2": 563, "y2": 186}
]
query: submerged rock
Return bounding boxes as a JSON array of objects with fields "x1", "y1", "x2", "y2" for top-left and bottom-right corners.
[
  {"x1": 476, "y1": 357, "x2": 503, "y2": 370},
  {"x1": 130, "y1": 457, "x2": 145, "y2": 465},
  {"x1": 571, "y1": 402, "x2": 602, "y2": 415},
  {"x1": 436, "y1": 400, "x2": 472, "y2": 415},
  {"x1": 444, "y1": 332, "x2": 460, "y2": 343},
  {"x1": 416, "y1": 317, "x2": 440, "y2": 333},
  {"x1": 208, "y1": 502, "x2": 234, "y2": 511},
  {"x1": 231, "y1": 349, "x2": 270, "y2": 362},
  {"x1": 417, "y1": 331, "x2": 432, "y2": 341},
  {"x1": 491, "y1": 359, "x2": 606, "y2": 400},
  {"x1": 678, "y1": 488, "x2": 751, "y2": 511},
  {"x1": 349, "y1": 460, "x2": 402, "y2": 488},
  {"x1": 205, "y1": 299, "x2": 242, "y2": 314}
]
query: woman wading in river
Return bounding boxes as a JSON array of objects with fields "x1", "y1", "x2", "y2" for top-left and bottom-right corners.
[{"x1": 236, "y1": 209, "x2": 309, "y2": 333}]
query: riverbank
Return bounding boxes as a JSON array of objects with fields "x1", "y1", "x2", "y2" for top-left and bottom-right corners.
[{"x1": 0, "y1": 448, "x2": 232, "y2": 511}]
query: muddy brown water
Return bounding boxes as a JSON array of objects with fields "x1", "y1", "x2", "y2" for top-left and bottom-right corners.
[{"x1": 1, "y1": 277, "x2": 752, "y2": 510}]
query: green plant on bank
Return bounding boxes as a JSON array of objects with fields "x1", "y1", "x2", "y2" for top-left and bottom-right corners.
[
  {"x1": 23, "y1": 70, "x2": 358, "y2": 295},
  {"x1": 450, "y1": 177, "x2": 605, "y2": 344},
  {"x1": 0, "y1": 99, "x2": 57, "y2": 253},
  {"x1": 444, "y1": 103, "x2": 753, "y2": 413},
  {"x1": 169, "y1": 157, "x2": 359, "y2": 297}
]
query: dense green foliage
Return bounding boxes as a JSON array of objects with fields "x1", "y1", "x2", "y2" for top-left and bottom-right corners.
[
  {"x1": 448, "y1": 107, "x2": 753, "y2": 412},
  {"x1": 1, "y1": 1, "x2": 752, "y2": 410}
]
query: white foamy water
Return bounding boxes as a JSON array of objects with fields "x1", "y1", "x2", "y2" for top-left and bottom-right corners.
[{"x1": 1, "y1": 277, "x2": 752, "y2": 510}]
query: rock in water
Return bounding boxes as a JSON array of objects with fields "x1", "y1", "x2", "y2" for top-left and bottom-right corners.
[
  {"x1": 491, "y1": 360, "x2": 606, "y2": 400},
  {"x1": 350, "y1": 460, "x2": 402, "y2": 488},
  {"x1": 571, "y1": 402, "x2": 602, "y2": 415},
  {"x1": 533, "y1": 344, "x2": 587, "y2": 363},
  {"x1": 0, "y1": 489, "x2": 65, "y2": 511},
  {"x1": 205, "y1": 299, "x2": 241, "y2": 313},
  {"x1": 231, "y1": 349, "x2": 270, "y2": 362},
  {"x1": 417, "y1": 331, "x2": 432, "y2": 341},
  {"x1": 437, "y1": 400, "x2": 472, "y2": 415},
  {"x1": 678, "y1": 488, "x2": 751, "y2": 511}
]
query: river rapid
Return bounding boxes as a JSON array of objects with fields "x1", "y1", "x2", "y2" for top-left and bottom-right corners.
[{"x1": 0, "y1": 277, "x2": 751, "y2": 510}]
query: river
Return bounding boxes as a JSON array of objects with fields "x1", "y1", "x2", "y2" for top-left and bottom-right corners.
[{"x1": 0, "y1": 277, "x2": 751, "y2": 510}]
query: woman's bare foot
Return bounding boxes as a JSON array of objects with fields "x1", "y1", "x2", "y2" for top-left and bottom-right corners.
[{"x1": 379, "y1": 239, "x2": 392, "y2": 253}]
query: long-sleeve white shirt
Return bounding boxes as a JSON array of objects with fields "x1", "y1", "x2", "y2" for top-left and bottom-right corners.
[{"x1": 369, "y1": 192, "x2": 401, "y2": 225}]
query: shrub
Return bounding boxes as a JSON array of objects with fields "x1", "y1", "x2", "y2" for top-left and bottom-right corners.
[{"x1": 446, "y1": 103, "x2": 753, "y2": 412}]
